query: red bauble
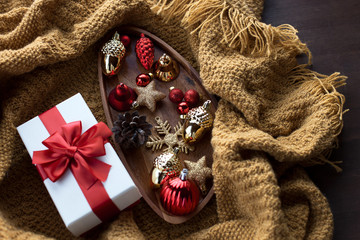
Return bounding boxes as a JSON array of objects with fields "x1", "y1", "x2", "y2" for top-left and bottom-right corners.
[
  {"x1": 108, "y1": 83, "x2": 137, "y2": 111},
  {"x1": 160, "y1": 169, "x2": 200, "y2": 215},
  {"x1": 120, "y1": 35, "x2": 131, "y2": 48},
  {"x1": 177, "y1": 101, "x2": 190, "y2": 115},
  {"x1": 184, "y1": 89, "x2": 200, "y2": 107},
  {"x1": 169, "y1": 87, "x2": 184, "y2": 104},
  {"x1": 136, "y1": 73, "x2": 153, "y2": 87},
  {"x1": 135, "y1": 33, "x2": 154, "y2": 70}
]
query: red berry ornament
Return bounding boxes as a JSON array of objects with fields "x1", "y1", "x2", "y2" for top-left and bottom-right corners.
[
  {"x1": 136, "y1": 33, "x2": 154, "y2": 70},
  {"x1": 169, "y1": 87, "x2": 184, "y2": 104},
  {"x1": 177, "y1": 101, "x2": 190, "y2": 115},
  {"x1": 120, "y1": 35, "x2": 131, "y2": 48},
  {"x1": 160, "y1": 169, "x2": 200, "y2": 215},
  {"x1": 136, "y1": 73, "x2": 153, "y2": 87},
  {"x1": 184, "y1": 89, "x2": 200, "y2": 107}
]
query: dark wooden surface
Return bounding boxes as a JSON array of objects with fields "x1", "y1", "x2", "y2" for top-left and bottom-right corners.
[
  {"x1": 262, "y1": 1, "x2": 360, "y2": 239},
  {"x1": 98, "y1": 26, "x2": 217, "y2": 224}
]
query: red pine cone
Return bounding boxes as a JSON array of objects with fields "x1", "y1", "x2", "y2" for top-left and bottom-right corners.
[{"x1": 136, "y1": 33, "x2": 154, "y2": 70}]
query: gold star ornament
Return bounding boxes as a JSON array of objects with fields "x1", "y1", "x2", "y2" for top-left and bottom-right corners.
[
  {"x1": 133, "y1": 81, "x2": 166, "y2": 112},
  {"x1": 184, "y1": 156, "x2": 212, "y2": 195}
]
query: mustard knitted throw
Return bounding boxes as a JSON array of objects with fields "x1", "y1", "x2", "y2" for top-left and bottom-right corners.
[{"x1": 0, "y1": 0, "x2": 346, "y2": 239}]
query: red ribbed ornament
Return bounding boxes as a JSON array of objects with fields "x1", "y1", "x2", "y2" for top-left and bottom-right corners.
[
  {"x1": 160, "y1": 168, "x2": 200, "y2": 216},
  {"x1": 136, "y1": 33, "x2": 154, "y2": 70}
]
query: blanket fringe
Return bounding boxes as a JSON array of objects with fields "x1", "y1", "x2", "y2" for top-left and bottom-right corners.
[
  {"x1": 288, "y1": 66, "x2": 347, "y2": 171},
  {"x1": 151, "y1": 0, "x2": 311, "y2": 61}
]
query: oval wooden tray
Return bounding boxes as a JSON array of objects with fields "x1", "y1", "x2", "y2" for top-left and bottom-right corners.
[{"x1": 98, "y1": 26, "x2": 217, "y2": 224}]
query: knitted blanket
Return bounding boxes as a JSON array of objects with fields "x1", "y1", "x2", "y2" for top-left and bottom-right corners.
[{"x1": 0, "y1": 0, "x2": 346, "y2": 239}]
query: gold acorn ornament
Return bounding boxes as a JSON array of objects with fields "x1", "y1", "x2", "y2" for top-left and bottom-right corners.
[
  {"x1": 151, "y1": 147, "x2": 182, "y2": 188},
  {"x1": 101, "y1": 32, "x2": 126, "y2": 76},
  {"x1": 153, "y1": 53, "x2": 180, "y2": 82},
  {"x1": 182, "y1": 100, "x2": 214, "y2": 144}
]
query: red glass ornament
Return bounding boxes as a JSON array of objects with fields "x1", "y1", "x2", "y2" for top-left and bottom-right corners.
[
  {"x1": 169, "y1": 87, "x2": 184, "y2": 104},
  {"x1": 160, "y1": 169, "x2": 200, "y2": 215},
  {"x1": 136, "y1": 73, "x2": 153, "y2": 87},
  {"x1": 184, "y1": 89, "x2": 200, "y2": 107},
  {"x1": 108, "y1": 83, "x2": 137, "y2": 111},
  {"x1": 177, "y1": 101, "x2": 190, "y2": 115},
  {"x1": 120, "y1": 35, "x2": 131, "y2": 48},
  {"x1": 136, "y1": 33, "x2": 154, "y2": 70}
]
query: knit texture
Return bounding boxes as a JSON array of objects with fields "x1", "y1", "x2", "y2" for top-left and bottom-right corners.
[{"x1": 0, "y1": 0, "x2": 345, "y2": 239}]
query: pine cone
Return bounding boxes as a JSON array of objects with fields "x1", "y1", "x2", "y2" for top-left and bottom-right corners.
[
  {"x1": 136, "y1": 33, "x2": 154, "y2": 70},
  {"x1": 112, "y1": 111, "x2": 152, "y2": 149}
]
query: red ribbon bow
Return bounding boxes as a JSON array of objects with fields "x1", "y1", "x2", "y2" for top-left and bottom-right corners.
[{"x1": 33, "y1": 121, "x2": 112, "y2": 190}]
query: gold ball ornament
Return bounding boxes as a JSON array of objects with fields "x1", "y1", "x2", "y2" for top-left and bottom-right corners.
[
  {"x1": 184, "y1": 156, "x2": 212, "y2": 195},
  {"x1": 154, "y1": 53, "x2": 180, "y2": 82},
  {"x1": 101, "y1": 32, "x2": 126, "y2": 76},
  {"x1": 182, "y1": 100, "x2": 214, "y2": 144},
  {"x1": 151, "y1": 147, "x2": 183, "y2": 188}
]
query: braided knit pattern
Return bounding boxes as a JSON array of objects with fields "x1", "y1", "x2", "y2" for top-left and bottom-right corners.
[{"x1": 0, "y1": 0, "x2": 344, "y2": 239}]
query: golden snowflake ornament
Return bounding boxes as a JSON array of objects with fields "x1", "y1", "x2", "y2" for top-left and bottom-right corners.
[{"x1": 146, "y1": 116, "x2": 194, "y2": 154}]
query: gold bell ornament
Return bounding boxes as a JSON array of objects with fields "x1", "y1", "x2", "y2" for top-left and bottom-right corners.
[
  {"x1": 101, "y1": 32, "x2": 126, "y2": 76},
  {"x1": 182, "y1": 100, "x2": 214, "y2": 144},
  {"x1": 151, "y1": 147, "x2": 182, "y2": 188},
  {"x1": 153, "y1": 53, "x2": 180, "y2": 82}
]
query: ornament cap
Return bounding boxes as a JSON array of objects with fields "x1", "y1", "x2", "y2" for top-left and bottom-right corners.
[
  {"x1": 203, "y1": 100, "x2": 211, "y2": 111},
  {"x1": 159, "y1": 53, "x2": 171, "y2": 66},
  {"x1": 113, "y1": 31, "x2": 120, "y2": 41},
  {"x1": 179, "y1": 168, "x2": 188, "y2": 181},
  {"x1": 173, "y1": 147, "x2": 180, "y2": 155}
]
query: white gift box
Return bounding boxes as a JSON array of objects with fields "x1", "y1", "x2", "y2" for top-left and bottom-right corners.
[{"x1": 17, "y1": 93, "x2": 141, "y2": 236}]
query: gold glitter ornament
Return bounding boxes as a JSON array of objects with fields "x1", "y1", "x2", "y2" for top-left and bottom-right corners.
[
  {"x1": 151, "y1": 147, "x2": 182, "y2": 188},
  {"x1": 182, "y1": 100, "x2": 214, "y2": 144},
  {"x1": 101, "y1": 32, "x2": 126, "y2": 76},
  {"x1": 133, "y1": 81, "x2": 166, "y2": 112},
  {"x1": 184, "y1": 156, "x2": 212, "y2": 195}
]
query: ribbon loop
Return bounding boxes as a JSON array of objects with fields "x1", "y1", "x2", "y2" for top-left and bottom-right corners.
[{"x1": 33, "y1": 121, "x2": 112, "y2": 189}]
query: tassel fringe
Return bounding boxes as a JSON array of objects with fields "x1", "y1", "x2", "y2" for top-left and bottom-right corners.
[
  {"x1": 288, "y1": 66, "x2": 347, "y2": 171},
  {"x1": 151, "y1": 0, "x2": 311, "y2": 61},
  {"x1": 152, "y1": 0, "x2": 346, "y2": 170}
]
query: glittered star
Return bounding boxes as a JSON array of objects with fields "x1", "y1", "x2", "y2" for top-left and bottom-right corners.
[
  {"x1": 184, "y1": 156, "x2": 212, "y2": 195},
  {"x1": 134, "y1": 81, "x2": 166, "y2": 112}
]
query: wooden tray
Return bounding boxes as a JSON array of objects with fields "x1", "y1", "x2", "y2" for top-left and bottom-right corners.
[{"x1": 98, "y1": 26, "x2": 217, "y2": 224}]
